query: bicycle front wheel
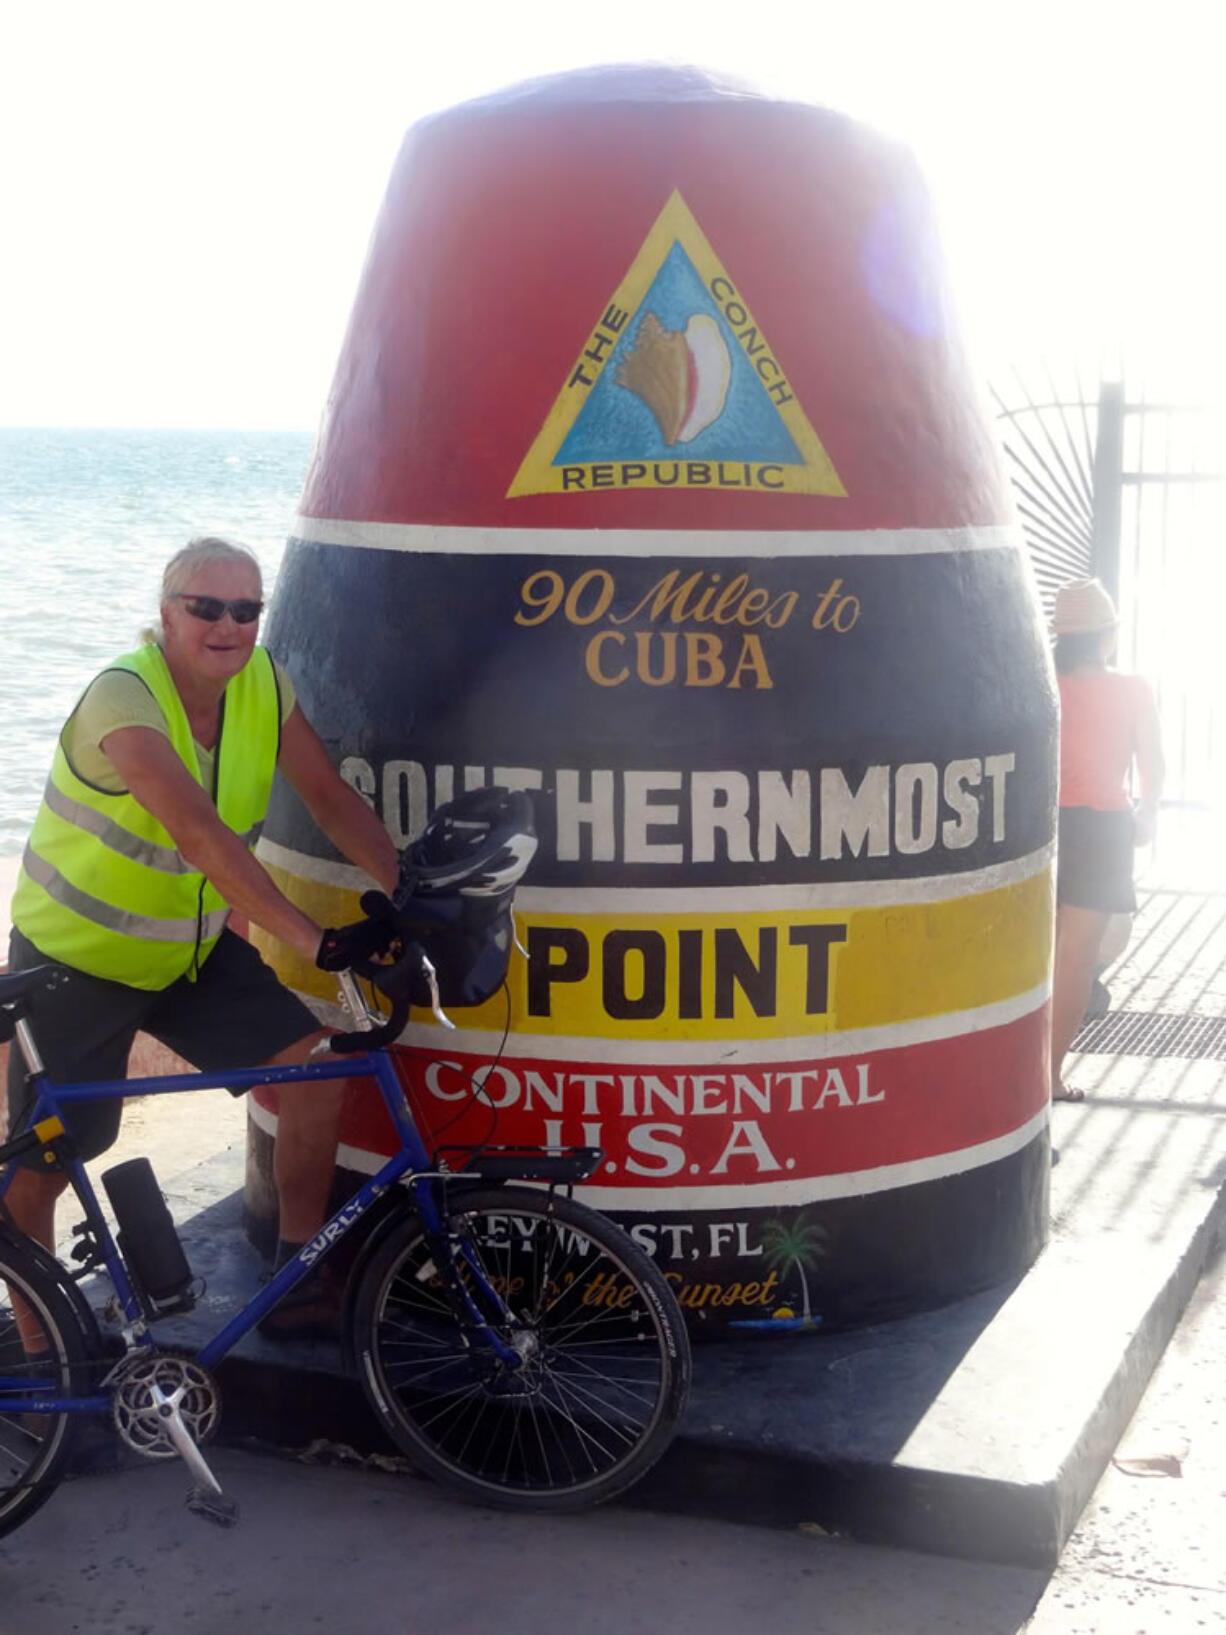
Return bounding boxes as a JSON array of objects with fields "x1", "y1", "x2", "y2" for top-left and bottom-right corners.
[
  {"x1": 0, "y1": 1237, "x2": 94, "y2": 1537},
  {"x1": 351, "y1": 1185, "x2": 691, "y2": 1511}
]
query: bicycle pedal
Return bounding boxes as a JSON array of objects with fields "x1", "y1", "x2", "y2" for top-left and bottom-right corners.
[{"x1": 185, "y1": 1485, "x2": 240, "y2": 1528}]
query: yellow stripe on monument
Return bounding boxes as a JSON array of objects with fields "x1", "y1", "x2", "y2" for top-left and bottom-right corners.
[{"x1": 258, "y1": 862, "x2": 1053, "y2": 1043}]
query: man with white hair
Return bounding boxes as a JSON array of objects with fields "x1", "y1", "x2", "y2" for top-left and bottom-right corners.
[{"x1": 7, "y1": 536, "x2": 400, "y2": 1339}]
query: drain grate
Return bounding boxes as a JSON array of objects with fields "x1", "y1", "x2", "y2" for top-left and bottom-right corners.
[{"x1": 1073, "y1": 1010, "x2": 1226, "y2": 1059}]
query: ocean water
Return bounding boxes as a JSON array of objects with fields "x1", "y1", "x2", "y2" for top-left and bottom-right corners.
[{"x1": 0, "y1": 428, "x2": 312, "y2": 857}]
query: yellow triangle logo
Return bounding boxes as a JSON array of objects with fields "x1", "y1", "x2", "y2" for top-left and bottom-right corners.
[{"x1": 508, "y1": 191, "x2": 845, "y2": 500}]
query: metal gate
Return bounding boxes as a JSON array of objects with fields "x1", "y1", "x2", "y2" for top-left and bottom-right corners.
[{"x1": 994, "y1": 372, "x2": 1226, "y2": 811}]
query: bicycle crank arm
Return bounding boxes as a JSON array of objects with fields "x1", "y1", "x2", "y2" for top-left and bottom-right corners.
[{"x1": 150, "y1": 1381, "x2": 230, "y2": 1507}]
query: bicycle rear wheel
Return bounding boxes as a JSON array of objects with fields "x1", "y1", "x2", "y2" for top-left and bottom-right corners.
[
  {"x1": 351, "y1": 1185, "x2": 691, "y2": 1511},
  {"x1": 0, "y1": 1237, "x2": 94, "y2": 1537}
]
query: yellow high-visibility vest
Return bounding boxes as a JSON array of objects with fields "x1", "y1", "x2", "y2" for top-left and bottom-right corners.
[{"x1": 12, "y1": 643, "x2": 281, "y2": 990}]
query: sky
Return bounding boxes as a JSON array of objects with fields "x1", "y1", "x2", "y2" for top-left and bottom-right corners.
[{"x1": 1, "y1": 0, "x2": 1222, "y2": 429}]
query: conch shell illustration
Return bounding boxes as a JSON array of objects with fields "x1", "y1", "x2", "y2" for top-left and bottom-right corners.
[{"x1": 617, "y1": 312, "x2": 732, "y2": 445}]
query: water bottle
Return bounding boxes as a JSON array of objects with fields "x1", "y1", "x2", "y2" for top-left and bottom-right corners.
[{"x1": 101, "y1": 1158, "x2": 195, "y2": 1318}]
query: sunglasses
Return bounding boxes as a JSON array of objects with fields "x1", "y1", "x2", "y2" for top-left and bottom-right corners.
[{"x1": 170, "y1": 593, "x2": 264, "y2": 625}]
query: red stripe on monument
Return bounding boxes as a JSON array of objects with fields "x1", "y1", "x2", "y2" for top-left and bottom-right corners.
[{"x1": 258, "y1": 1006, "x2": 1050, "y2": 1184}]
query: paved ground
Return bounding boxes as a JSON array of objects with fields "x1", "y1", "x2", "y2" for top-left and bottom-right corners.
[
  {"x1": 1, "y1": 1230, "x2": 1222, "y2": 1634},
  {"x1": 1027, "y1": 1241, "x2": 1226, "y2": 1633},
  {"x1": 0, "y1": 1450, "x2": 1044, "y2": 1635}
]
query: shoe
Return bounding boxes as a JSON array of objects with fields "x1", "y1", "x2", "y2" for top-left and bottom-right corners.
[
  {"x1": 1083, "y1": 977, "x2": 1111, "y2": 1022},
  {"x1": 256, "y1": 1265, "x2": 344, "y2": 1344},
  {"x1": 1053, "y1": 1084, "x2": 1086, "y2": 1103}
]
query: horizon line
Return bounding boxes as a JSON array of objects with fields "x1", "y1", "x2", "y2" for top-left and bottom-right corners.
[{"x1": 0, "y1": 423, "x2": 317, "y2": 435}]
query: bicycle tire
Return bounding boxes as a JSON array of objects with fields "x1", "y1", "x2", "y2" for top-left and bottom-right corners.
[
  {"x1": 0, "y1": 1237, "x2": 95, "y2": 1537},
  {"x1": 351, "y1": 1185, "x2": 691, "y2": 1511}
]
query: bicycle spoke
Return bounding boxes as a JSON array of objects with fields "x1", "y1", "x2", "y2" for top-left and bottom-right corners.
[
  {"x1": 502, "y1": 1395, "x2": 527, "y2": 1486},
  {"x1": 380, "y1": 1352, "x2": 472, "y2": 1390},
  {"x1": 537, "y1": 1304, "x2": 656, "y2": 1344},
  {"x1": 407, "y1": 1378, "x2": 490, "y2": 1438},
  {"x1": 450, "y1": 1384, "x2": 496, "y2": 1471},
  {"x1": 543, "y1": 1355, "x2": 659, "y2": 1408},
  {"x1": 546, "y1": 1371, "x2": 644, "y2": 1448},
  {"x1": 524, "y1": 1392, "x2": 569, "y2": 1487},
  {"x1": 536, "y1": 1380, "x2": 618, "y2": 1474}
]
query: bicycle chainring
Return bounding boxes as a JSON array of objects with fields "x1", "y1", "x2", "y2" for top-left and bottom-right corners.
[{"x1": 111, "y1": 1350, "x2": 221, "y2": 1460}]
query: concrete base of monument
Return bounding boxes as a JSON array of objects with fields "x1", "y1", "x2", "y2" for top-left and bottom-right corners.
[{"x1": 75, "y1": 1044, "x2": 1225, "y2": 1569}]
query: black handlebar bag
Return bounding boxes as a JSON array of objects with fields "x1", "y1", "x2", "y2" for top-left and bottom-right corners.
[{"x1": 397, "y1": 889, "x2": 519, "y2": 1010}]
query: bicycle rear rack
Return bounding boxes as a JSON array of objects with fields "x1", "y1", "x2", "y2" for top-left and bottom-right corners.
[{"x1": 439, "y1": 1145, "x2": 605, "y2": 1184}]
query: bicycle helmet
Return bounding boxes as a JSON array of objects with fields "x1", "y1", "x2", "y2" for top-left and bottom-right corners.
[
  {"x1": 398, "y1": 787, "x2": 537, "y2": 898},
  {"x1": 391, "y1": 788, "x2": 537, "y2": 1008}
]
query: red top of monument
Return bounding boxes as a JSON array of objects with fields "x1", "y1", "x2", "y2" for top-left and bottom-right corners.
[{"x1": 301, "y1": 66, "x2": 1010, "y2": 535}]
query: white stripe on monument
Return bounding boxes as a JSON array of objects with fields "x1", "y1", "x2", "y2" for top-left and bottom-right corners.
[
  {"x1": 255, "y1": 837, "x2": 1054, "y2": 909},
  {"x1": 290, "y1": 977, "x2": 1050, "y2": 1065},
  {"x1": 290, "y1": 517, "x2": 1022, "y2": 560}
]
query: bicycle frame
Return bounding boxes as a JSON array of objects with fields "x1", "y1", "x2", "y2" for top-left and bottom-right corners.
[{"x1": 0, "y1": 1045, "x2": 525, "y2": 1417}]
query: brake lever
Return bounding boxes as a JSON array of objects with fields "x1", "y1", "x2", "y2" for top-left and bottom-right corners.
[
  {"x1": 336, "y1": 970, "x2": 376, "y2": 1032},
  {"x1": 337, "y1": 946, "x2": 455, "y2": 1034},
  {"x1": 419, "y1": 952, "x2": 457, "y2": 1031},
  {"x1": 311, "y1": 970, "x2": 375, "y2": 1056}
]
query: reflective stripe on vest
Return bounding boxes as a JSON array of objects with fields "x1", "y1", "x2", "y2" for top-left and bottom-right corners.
[
  {"x1": 12, "y1": 644, "x2": 280, "y2": 991},
  {"x1": 20, "y1": 844, "x2": 231, "y2": 942},
  {"x1": 38, "y1": 780, "x2": 264, "y2": 871},
  {"x1": 39, "y1": 778, "x2": 195, "y2": 873}
]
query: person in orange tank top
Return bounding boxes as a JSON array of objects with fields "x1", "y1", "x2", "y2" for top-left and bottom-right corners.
[{"x1": 1050, "y1": 578, "x2": 1164, "y2": 1101}]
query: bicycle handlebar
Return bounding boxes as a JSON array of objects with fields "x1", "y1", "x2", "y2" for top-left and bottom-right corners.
[{"x1": 327, "y1": 893, "x2": 455, "y2": 1055}]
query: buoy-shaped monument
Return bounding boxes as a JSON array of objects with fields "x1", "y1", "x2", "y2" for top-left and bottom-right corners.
[{"x1": 247, "y1": 64, "x2": 1058, "y2": 1330}]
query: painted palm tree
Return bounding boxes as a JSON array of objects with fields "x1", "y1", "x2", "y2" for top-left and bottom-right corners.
[{"x1": 759, "y1": 1213, "x2": 829, "y2": 1325}]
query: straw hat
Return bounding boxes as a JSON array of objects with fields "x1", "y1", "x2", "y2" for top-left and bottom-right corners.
[{"x1": 1050, "y1": 577, "x2": 1118, "y2": 635}]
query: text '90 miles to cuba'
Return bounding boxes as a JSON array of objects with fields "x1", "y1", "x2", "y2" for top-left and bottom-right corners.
[{"x1": 514, "y1": 565, "x2": 860, "y2": 691}]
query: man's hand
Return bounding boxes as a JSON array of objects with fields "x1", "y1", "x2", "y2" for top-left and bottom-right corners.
[{"x1": 316, "y1": 918, "x2": 399, "y2": 973}]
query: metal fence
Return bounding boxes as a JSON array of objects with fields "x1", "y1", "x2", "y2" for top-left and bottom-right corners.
[{"x1": 995, "y1": 374, "x2": 1226, "y2": 810}]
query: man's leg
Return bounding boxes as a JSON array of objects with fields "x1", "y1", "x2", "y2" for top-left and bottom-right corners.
[
  {"x1": 149, "y1": 934, "x2": 341, "y2": 1254},
  {"x1": 263, "y1": 1030, "x2": 342, "y2": 1245},
  {"x1": 4, "y1": 1167, "x2": 69, "y2": 1255},
  {"x1": 151, "y1": 932, "x2": 350, "y2": 1340},
  {"x1": 4, "y1": 1168, "x2": 71, "y2": 1355},
  {"x1": 255, "y1": 1029, "x2": 353, "y2": 1341}
]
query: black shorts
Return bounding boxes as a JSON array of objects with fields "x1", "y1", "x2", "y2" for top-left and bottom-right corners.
[
  {"x1": 1057, "y1": 806, "x2": 1137, "y2": 914},
  {"x1": 6, "y1": 926, "x2": 320, "y2": 1163}
]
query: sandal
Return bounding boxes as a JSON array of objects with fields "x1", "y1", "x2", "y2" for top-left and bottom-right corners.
[{"x1": 1053, "y1": 1084, "x2": 1086, "y2": 1103}]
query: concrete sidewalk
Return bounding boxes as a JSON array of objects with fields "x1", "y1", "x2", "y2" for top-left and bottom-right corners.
[
  {"x1": 0, "y1": 1444, "x2": 1048, "y2": 1635},
  {"x1": 8, "y1": 1202, "x2": 1225, "y2": 1634},
  {"x1": 68, "y1": 875, "x2": 1224, "y2": 1572}
]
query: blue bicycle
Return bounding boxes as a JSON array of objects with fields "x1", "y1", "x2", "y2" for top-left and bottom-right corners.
[{"x1": 0, "y1": 877, "x2": 691, "y2": 1532}]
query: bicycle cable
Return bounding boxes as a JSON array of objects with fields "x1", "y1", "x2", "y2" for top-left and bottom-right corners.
[
  {"x1": 426, "y1": 982, "x2": 512, "y2": 1157},
  {"x1": 353, "y1": 973, "x2": 513, "y2": 1166}
]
